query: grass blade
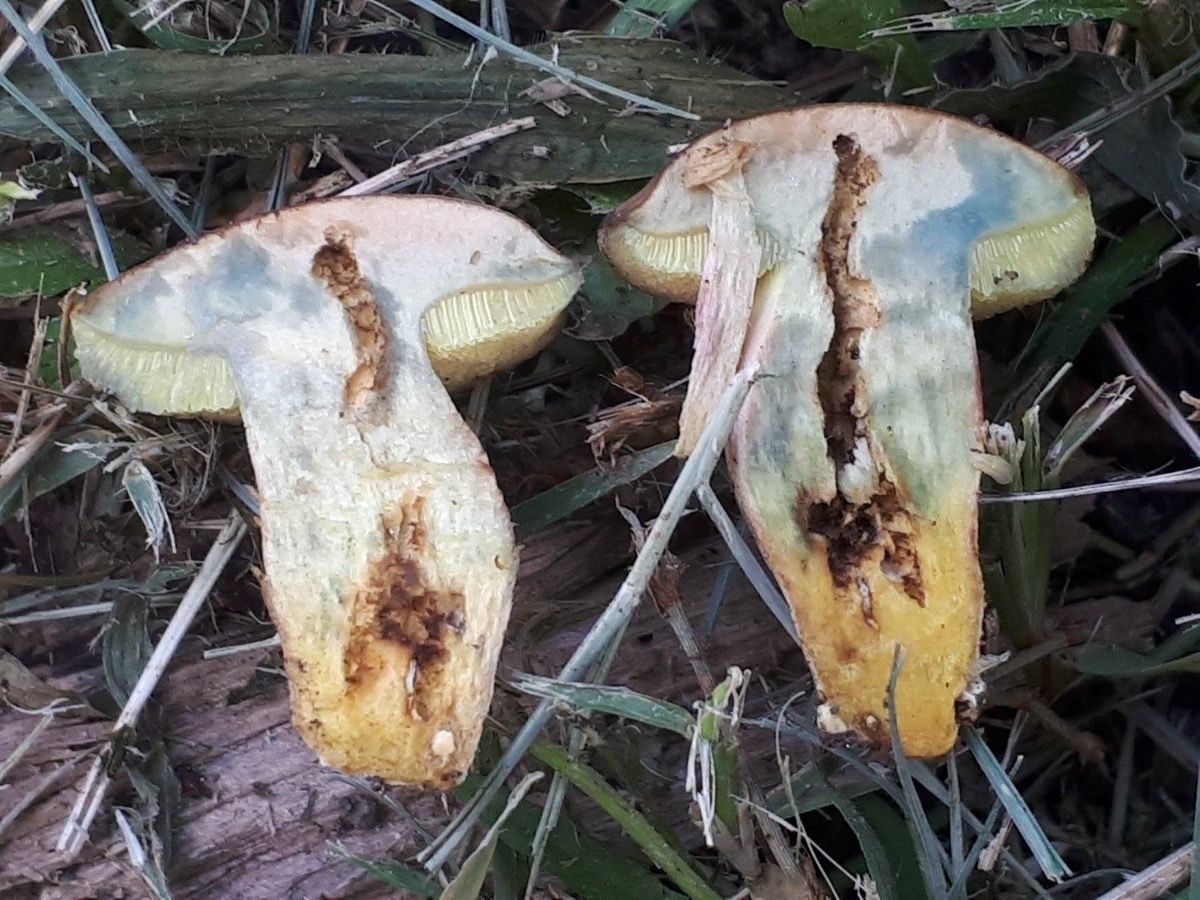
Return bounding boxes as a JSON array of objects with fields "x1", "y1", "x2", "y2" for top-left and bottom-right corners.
[
  {"x1": 511, "y1": 441, "x2": 675, "y2": 539},
  {"x1": 964, "y1": 727, "x2": 1072, "y2": 882},
  {"x1": 528, "y1": 741, "x2": 719, "y2": 900},
  {"x1": 510, "y1": 675, "x2": 695, "y2": 737}
]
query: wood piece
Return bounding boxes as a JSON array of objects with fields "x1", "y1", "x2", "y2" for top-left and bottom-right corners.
[
  {"x1": 0, "y1": 523, "x2": 800, "y2": 897},
  {"x1": 0, "y1": 37, "x2": 795, "y2": 185}
]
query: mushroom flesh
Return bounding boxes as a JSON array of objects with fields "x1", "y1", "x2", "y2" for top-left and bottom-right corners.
[
  {"x1": 600, "y1": 105, "x2": 1094, "y2": 757},
  {"x1": 72, "y1": 196, "x2": 581, "y2": 786}
]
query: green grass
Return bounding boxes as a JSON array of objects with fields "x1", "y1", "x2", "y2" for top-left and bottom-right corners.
[{"x1": 1, "y1": 1, "x2": 1198, "y2": 898}]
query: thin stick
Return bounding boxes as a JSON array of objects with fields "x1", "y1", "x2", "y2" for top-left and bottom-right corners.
[
  {"x1": 0, "y1": 712, "x2": 53, "y2": 782},
  {"x1": 0, "y1": 752, "x2": 87, "y2": 842},
  {"x1": 201, "y1": 633, "x2": 280, "y2": 659},
  {"x1": 0, "y1": 0, "x2": 70, "y2": 76},
  {"x1": 1096, "y1": 843, "x2": 1193, "y2": 900},
  {"x1": 1103, "y1": 322, "x2": 1200, "y2": 461},
  {"x1": 0, "y1": 382, "x2": 86, "y2": 495},
  {"x1": 7, "y1": 191, "x2": 127, "y2": 230},
  {"x1": 4, "y1": 308, "x2": 46, "y2": 460},
  {"x1": 113, "y1": 516, "x2": 246, "y2": 732},
  {"x1": 338, "y1": 117, "x2": 537, "y2": 197},
  {"x1": 77, "y1": 176, "x2": 119, "y2": 281},
  {"x1": 419, "y1": 364, "x2": 761, "y2": 872},
  {"x1": 55, "y1": 515, "x2": 247, "y2": 855},
  {"x1": 979, "y1": 467, "x2": 1200, "y2": 503},
  {"x1": 0, "y1": 74, "x2": 106, "y2": 169},
  {"x1": 401, "y1": 0, "x2": 698, "y2": 121}
]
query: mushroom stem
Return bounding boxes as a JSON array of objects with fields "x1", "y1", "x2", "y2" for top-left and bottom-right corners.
[
  {"x1": 240, "y1": 363, "x2": 513, "y2": 787},
  {"x1": 730, "y1": 134, "x2": 983, "y2": 756}
]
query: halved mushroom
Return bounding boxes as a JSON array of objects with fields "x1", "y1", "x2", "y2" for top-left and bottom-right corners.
[
  {"x1": 600, "y1": 105, "x2": 1094, "y2": 757},
  {"x1": 72, "y1": 196, "x2": 581, "y2": 787}
]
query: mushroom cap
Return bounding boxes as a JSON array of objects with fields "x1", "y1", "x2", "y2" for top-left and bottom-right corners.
[
  {"x1": 599, "y1": 104, "x2": 1094, "y2": 319},
  {"x1": 72, "y1": 196, "x2": 581, "y2": 415}
]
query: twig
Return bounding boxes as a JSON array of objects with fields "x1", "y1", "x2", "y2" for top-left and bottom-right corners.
[
  {"x1": 0, "y1": 74, "x2": 106, "y2": 169},
  {"x1": 55, "y1": 514, "x2": 247, "y2": 856},
  {"x1": 0, "y1": 751, "x2": 88, "y2": 842},
  {"x1": 77, "y1": 176, "x2": 119, "y2": 281},
  {"x1": 419, "y1": 364, "x2": 761, "y2": 872},
  {"x1": 6, "y1": 191, "x2": 127, "y2": 230},
  {"x1": 339, "y1": 117, "x2": 537, "y2": 196},
  {"x1": 523, "y1": 621, "x2": 629, "y2": 899},
  {"x1": 0, "y1": 711, "x2": 53, "y2": 783},
  {"x1": 1102, "y1": 321, "x2": 1200, "y2": 461},
  {"x1": 400, "y1": 0, "x2": 698, "y2": 121},
  {"x1": 4, "y1": 306, "x2": 46, "y2": 460},
  {"x1": 979, "y1": 467, "x2": 1200, "y2": 503},
  {"x1": 0, "y1": 380, "x2": 86, "y2": 495},
  {"x1": 201, "y1": 633, "x2": 280, "y2": 659},
  {"x1": 321, "y1": 140, "x2": 368, "y2": 183},
  {"x1": 0, "y1": 0, "x2": 71, "y2": 76},
  {"x1": 113, "y1": 516, "x2": 246, "y2": 732},
  {"x1": 1095, "y1": 843, "x2": 1193, "y2": 899}
]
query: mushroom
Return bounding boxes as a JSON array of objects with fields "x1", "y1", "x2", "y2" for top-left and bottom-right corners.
[
  {"x1": 71, "y1": 196, "x2": 581, "y2": 787},
  {"x1": 599, "y1": 105, "x2": 1094, "y2": 757}
]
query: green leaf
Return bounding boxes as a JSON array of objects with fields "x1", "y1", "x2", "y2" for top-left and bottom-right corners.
[
  {"x1": 782, "y1": 0, "x2": 934, "y2": 90},
  {"x1": 0, "y1": 227, "x2": 152, "y2": 302},
  {"x1": 981, "y1": 406, "x2": 1055, "y2": 647},
  {"x1": 1069, "y1": 644, "x2": 1200, "y2": 678},
  {"x1": 338, "y1": 851, "x2": 440, "y2": 897},
  {"x1": 854, "y1": 794, "x2": 929, "y2": 900},
  {"x1": 869, "y1": 0, "x2": 1138, "y2": 35},
  {"x1": 454, "y1": 774, "x2": 674, "y2": 900},
  {"x1": 572, "y1": 252, "x2": 669, "y2": 341},
  {"x1": 112, "y1": 0, "x2": 272, "y2": 53},
  {"x1": 511, "y1": 675, "x2": 695, "y2": 737},
  {"x1": 809, "y1": 773, "x2": 902, "y2": 900},
  {"x1": 441, "y1": 773, "x2": 543, "y2": 900},
  {"x1": 125, "y1": 743, "x2": 182, "y2": 871},
  {"x1": 0, "y1": 179, "x2": 38, "y2": 225},
  {"x1": 103, "y1": 593, "x2": 153, "y2": 708},
  {"x1": 528, "y1": 742, "x2": 719, "y2": 900},
  {"x1": 606, "y1": 0, "x2": 701, "y2": 38},
  {"x1": 964, "y1": 728, "x2": 1072, "y2": 882},
  {"x1": 1008, "y1": 217, "x2": 1177, "y2": 402},
  {"x1": 511, "y1": 441, "x2": 675, "y2": 539},
  {"x1": 0, "y1": 426, "x2": 116, "y2": 523}
]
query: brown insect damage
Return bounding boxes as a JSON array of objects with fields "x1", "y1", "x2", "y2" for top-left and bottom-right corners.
[
  {"x1": 343, "y1": 495, "x2": 466, "y2": 721},
  {"x1": 804, "y1": 134, "x2": 926, "y2": 622},
  {"x1": 312, "y1": 233, "x2": 387, "y2": 406}
]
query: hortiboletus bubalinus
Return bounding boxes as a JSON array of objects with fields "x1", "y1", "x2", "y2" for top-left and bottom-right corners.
[
  {"x1": 599, "y1": 105, "x2": 1095, "y2": 758},
  {"x1": 71, "y1": 196, "x2": 582, "y2": 787}
]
